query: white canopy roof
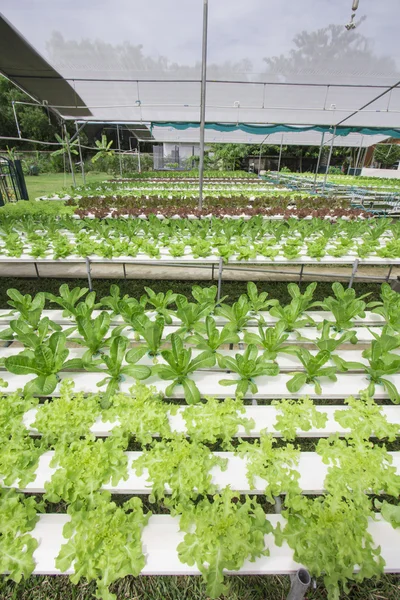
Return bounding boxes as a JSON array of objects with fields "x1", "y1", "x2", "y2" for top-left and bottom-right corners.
[{"x1": 1, "y1": 0, "x2": 400, "y2": 131}]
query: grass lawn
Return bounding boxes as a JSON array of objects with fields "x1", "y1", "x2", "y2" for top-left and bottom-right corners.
[{"x1": 25, "y1": 172, "x2": 109, "y2": 199}]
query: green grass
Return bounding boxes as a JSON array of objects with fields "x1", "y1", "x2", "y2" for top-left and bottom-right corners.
[
  {"x1": 25, "y1": 172, "x2": 109, "y2": 200},
  {"x1": 1, "y1": 573, "x2": 399, "y2": 599}
]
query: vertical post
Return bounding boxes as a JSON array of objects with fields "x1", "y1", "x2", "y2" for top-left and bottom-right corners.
[
  {"x1": 322, "y1": 127, "x2": 336, "y2": 194},
  {"x1": 117, "y1": 125, "x2": 123, "y2": 178},
  {"x1": 12, "y1": 101, "x2": 22, "y2": 138},
  {"x1": 348, "y1": 259, "x2": 359, "y2": 289},
  {"x1": 217, "y1": 257, "x2": 223, "y2": 301},
  {"x1": 313, "y1": 132, "x2": 325, "y2": 191},
  {"x1": 386, "y1": 264, "x2": 393, "y2": 282},
  {"x1": 298, "y1": 264, "x2": 304, "y2": 285},
  {"x1": 85, "y1": 257, "x2": 93, "y2": 291},
  {"x1": 360, "y1": 146, "x2": 367, "y2": 170},
  {"x1": 64, "y1": 123, "x2": 76, "y2": 187},
  {"x1": 137, "y1": 141, "x2": 142, "y2": 173},
  {"x1": 286, "y1": 569, "x2": 311, "y2": 600},
  {"x1": 198, "y1": 0, "x2": 209, "y2": 210},
  {"x1": 277, "y1": 134, "x2": 284, "y2": 172},
  {"x1": 75, "y1": 121, "x2": 86, "y2": 185},
  {"x1": 354, "y1": 136, "x2": 363, "y2": 173},
  {"x1": 258, "y1": 143, "x2": 262, "y2": 175}
]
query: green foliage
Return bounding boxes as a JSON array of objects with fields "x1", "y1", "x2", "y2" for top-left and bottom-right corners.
[
  {"x1": 56, "y1": 492, "x2": 149, "y2": 600},
  {"x1": 182, "y1": 396, "x2": 254, "y2": 449},
  {"x1": 91, "y1": 135, "x2": 114, "y2": 163},
  {"x1": 186, "y1": 316, "x2": 240, "y2": 355},
  {"x1": 219, "y1": 344, "x2": 279, "y2": 396},
  {"x1": 275, "y1": 493, "x2": 384, "y2": 600},
  {"x1": 82, "y1": 335, "x2": 151, "y2": 405},
  {"x1": 155, "y1": 333, "x2": 215, "y2": 404},
  {"x1": 314, "y1": 282, "x2": 371, "y2": 331},
  {"x1": 0, "y1": 488, "x2": 42, "y2": 584},
  {"x1": 286, "y1": 348, "x2": 338, "y2": 394},
  {"x1": 133, "y1": 434, "x2": 227, "y2": 507},
  {"x1": 334, "y1": 393, "x2": 400, "y2": 441},
  {"x1": 271, "y1": 397, "x2": 328, "y2": 440},
  {"x1": 177, "y1": 487, "x2": 272, "y2": 598},
  {"x1": 238, "y1": 432, "x2": 300, "y2": 502},
  {"x1": 45, "y1": 434, "x2": 128, "y2": 504},
  {"x1": 244, "y1": 321, "x2": 300, "y2": 360},
  {"x1": 4, "y1": 331, "x2": 83, "y2": 396},
  {"x1": 106, "y1": 383, "x2": 177, "y2": 444},
  {"x1": 32, "y1": 380, "x2": 101, "y2": 444}
]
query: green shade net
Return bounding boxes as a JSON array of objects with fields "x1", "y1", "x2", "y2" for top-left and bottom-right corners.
[{"x1": 151, "y1": 122, "x2": 400, "y2": 139}]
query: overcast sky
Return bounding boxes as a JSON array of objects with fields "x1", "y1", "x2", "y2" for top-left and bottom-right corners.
[{"x1": 1, "y1": 0, "x2": 399, "y2": 73}]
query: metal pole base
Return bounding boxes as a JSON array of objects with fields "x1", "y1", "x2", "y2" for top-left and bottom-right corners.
[
  {"x1": 217, "y1": 258, "x2": 223, "y2": 301},
  {"x1": 85, "y1": 257, "x2": 93, "y2": 291},
  {"x1": 286, "y1": 569, "x2": 311, "y2": 600}
]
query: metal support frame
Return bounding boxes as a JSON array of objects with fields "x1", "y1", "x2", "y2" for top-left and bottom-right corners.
[
  {"x1": 277, "y1": 134, "x2": 284, "y2": 172},
  {"x1": 386, "y1": 265, "x2": 393, "y2": 282},
  {"x1": 137, "y1": 141, "x2": 141, "y2": 173},
  {"x1": 217, "y1": 257, "x2": 223, "y2": 301},
  {"x1": 348, "y1": 259, "x2": 359, "y2": 288},
  {"x1": 354, "y1": 136, "x2": 364, "y2": 172},
  {"x1": 313, "y1": 132, "x2": 325, "y2": 191},
  {"x1": 123, "y1": 263, "x2": 127, "y2": 279},
  {"x1": 298, "y1": 265, "x2": 304, "y2": 285},
  {"x1": 75, "y1": 121, "x2": 86, "y2": 185},
  {"x1": 286, "y1": 569, "x2": 311, "y2": 600},
  {"x1": 322, "y1": 127, "x2": 336, "y2": 194},
  {"x1": 258, "y1": 134, "x2": 269, "y2": 176},
  {"x1": 64, "y1": 123, "x2": 76, "y2": 187},
  {"x1": 117, "y1": 125, "x2": 123, "y2": 178},
  {"x1": 12, "y1": 101, "x2": 22, "y2": 139},
  {"x1": 33, "y1": 262, "x2": 40, "y2": 278},
  {"x1": 198, "y1": 0, "x2": 209, "y2": 210},
  {"x1": 85, "y1": 257, "x2": 93, "y2": 291}
]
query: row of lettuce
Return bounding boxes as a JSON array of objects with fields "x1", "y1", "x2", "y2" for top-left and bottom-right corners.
[
  {"x1": 1, "y1": 215, "x2": 399, "y2": 259},
  {"x1": 1, "y1": 282, "x2": 400, "y2": 403},
  {"x1": 1, "y1": 378, "x2": 400, "y2": 600}
]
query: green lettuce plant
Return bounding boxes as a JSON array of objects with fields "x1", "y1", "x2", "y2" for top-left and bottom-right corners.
[
  {"x1": 82, "y1": 335, "x2": 151, "y2": 406},
  {"x1": 155, "y1": 333, "x2": 215, "y2": 404},
  {"x1": 4, "y1": 332, "x2": 84, "y2": 395},
  {"x1": 56, "y1": 491, "x2": 149, "y2": 600},
  {"x1": 286, "y1": 348, "x2": 338, "y2": 394},
  {"x1": 219, "y1": 344, "x2": 279, "y2": 396},
  {"x1": 177, "y1": 487, "x2": 272, "y2": 599}
]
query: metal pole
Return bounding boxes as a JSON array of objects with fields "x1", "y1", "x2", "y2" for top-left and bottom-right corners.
[
  {"x1": 75, "y1": 121, "x2": 86, "y2": 185},
  {"x1": 322, "y1": 127, "x2": 336, "y2": 194},
  {"x1": 286, "y1": 569, "x2": 311, "y2": 600},
  {"x1": 348, "y1": 259, "x2": 359, "y2": 289},
  {"x1": 64, "y1": 123, "x2": 76, "y2": 187},
  {"x1": 117, "y1": 125, "x2": 123, "y2": 178},
  {"x1": 12, "y1": 101, "x2": 22, "y2": 138},
  {"x1": 313, "y1": 132, "x2": 325, "y2": 191},
  {"x1": 198, "y1": 0, "x2": 208, "y2": 210},
  {"x1": 85, "y1": 257, "x2": 93, "y2": 291},
  {"x1": 277, "y1": 134, "x2": 284, "y2": 172},
  {"x1": 217, "y1": 258, "x2": 223, "y2": 301},
  {"x1": 137, "y1": 141, "x2": 142, "y2": 173},
  {"x1": 354, "y1": 136, "x2": 363, "y2": 173}
]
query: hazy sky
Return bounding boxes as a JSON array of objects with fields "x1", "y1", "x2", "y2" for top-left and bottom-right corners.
[{"x1": 1, "y1": 0, "x2": 399, "y2": 73}]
